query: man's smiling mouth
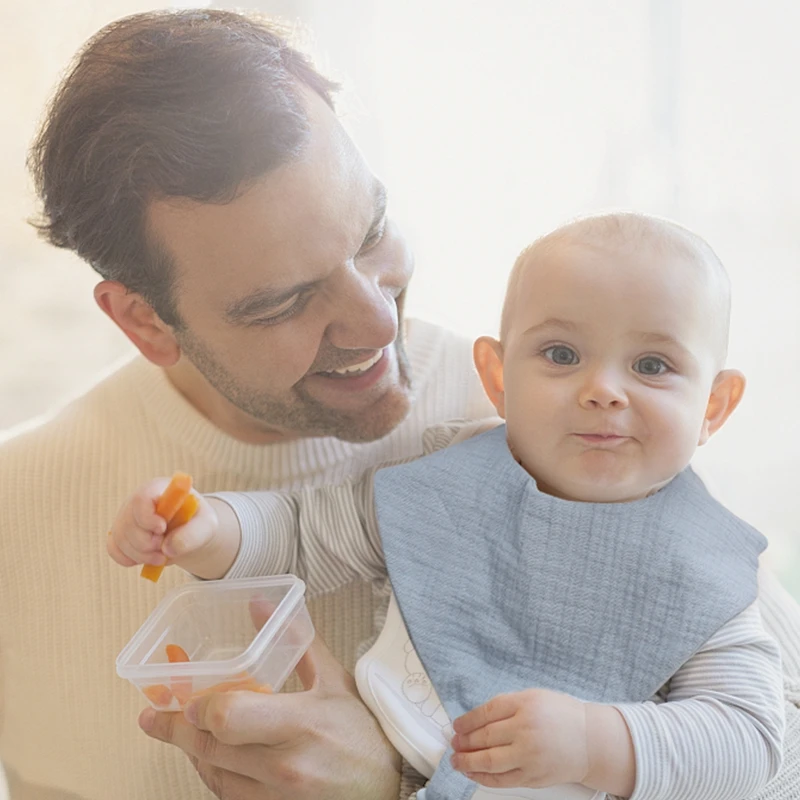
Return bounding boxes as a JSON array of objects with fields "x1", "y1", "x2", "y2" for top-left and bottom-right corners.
[{"x1": 317, "y1": 350, "x2": 384, "y2": 378}]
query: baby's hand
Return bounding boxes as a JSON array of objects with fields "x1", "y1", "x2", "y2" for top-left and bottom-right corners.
[
  {"x1": 450, "y1": 687, "x2": 589, "y2": 790},
  {"x1": 107, "y1": 478, "x2": 219, "y2": 571}
]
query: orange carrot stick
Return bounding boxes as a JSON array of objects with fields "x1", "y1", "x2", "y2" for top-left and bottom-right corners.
[
  {"x1": 141, "y1": 473, "x2": 196, "y2": 583},
  {"x1": 166, "y1": 494, "x2": 200, "y2": 532},
  {"x1": 166, "y1": 644, "x2": 190, "y2": 663},
  {"x1": 155, "y1": 472, "x2": 193, "y2": 522},
  {"x1": 190, "y1": 677, "x2": 273, "y2": 699},
  {"x1": 166, "y1": 643, "x2": 193, "y2": 705},
  {"x1": 142, "y1": 684, "x2": 173, "y2": 707}
]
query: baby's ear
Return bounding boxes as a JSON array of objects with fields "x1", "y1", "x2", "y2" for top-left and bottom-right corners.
[
  {"x1": 698, "y1": 369, "x2": 746, "y2": 445},
  {"x1": 473, "y1": 336, "x2": 506, "y2": 418}
]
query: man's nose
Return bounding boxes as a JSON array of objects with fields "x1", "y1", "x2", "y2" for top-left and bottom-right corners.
[
  {"x1": 324, "y1": 265, "x2": 398, "y2": 351},
  {"x1": 577, "y1": 367, "x2": 629, "y2": 410}
]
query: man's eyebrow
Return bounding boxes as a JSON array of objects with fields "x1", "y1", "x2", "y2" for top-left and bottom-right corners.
[
  {"x1": 225, "y1": 281, "x2": 316, "y2": 323},
  {"x1": 369, "y1": 182, "x2": 388, "y2": 231},
  {"x1": 226, "y1": 184, "x2": 387, "y2": 324}
]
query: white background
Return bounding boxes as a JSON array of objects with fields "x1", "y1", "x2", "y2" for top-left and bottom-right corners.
[{"x1": 0, "y1": 0, "x2": 797, "y2": 596}]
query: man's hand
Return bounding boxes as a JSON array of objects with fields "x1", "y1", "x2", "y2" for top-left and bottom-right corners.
[
  {"x1": 450, "y1": 688, "x2": 589, "y2": 789},
  {"x1": 138, "y1": 628, "x2": 402, "y2": 800}
]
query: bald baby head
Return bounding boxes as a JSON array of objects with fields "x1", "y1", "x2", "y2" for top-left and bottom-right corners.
[{"x1": 500, "y1": 212, "x2": 732, "y2": 372}]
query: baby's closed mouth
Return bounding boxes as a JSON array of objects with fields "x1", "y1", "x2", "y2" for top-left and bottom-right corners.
[{"x1": 574, "y1": 432, "x2": 630, "y2": 443}]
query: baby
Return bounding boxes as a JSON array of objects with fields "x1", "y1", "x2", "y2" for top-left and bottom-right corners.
[{"x1": 110, "y1": 212, "x2": 785, "y2": 800}]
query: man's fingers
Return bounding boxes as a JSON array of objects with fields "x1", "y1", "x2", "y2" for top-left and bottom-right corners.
[
  {"x1": 139, "y1": 708, "x2": 267, "y2": 782},
  {"x1": 246, "y1": 598, "x2": 352, "y2": 694},
  {"x1": 293, "y1": 631, "x2": 353, "y2": 693},
  {"x1": 248, "y1": 596, "x2": 277, "y2": 631},
  {"x1": 186, "y1": 687, "x2": 325, "y2": 747},
  {"x1": 190, "y1": 756, "x2": 266, "y2": 800},
  {"x1": 187, "y1": 691, "x2": 292, "y2": 747}
]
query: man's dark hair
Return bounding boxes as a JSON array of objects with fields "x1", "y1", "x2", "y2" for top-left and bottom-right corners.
[{"x1": 28, "y1": 9, "x2": 338, "y2": 326}]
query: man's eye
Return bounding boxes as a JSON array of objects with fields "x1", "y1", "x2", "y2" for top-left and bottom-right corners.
[
  {"x1": 543, "y1": 345, "x2": 579, "y2": 366},
  {"x1": 359, "y1": 220, "x2": 387, "y2": 253},
  {"x1": 635, "y1": 356, "x2": 669, "y2": 376},
  {"x1": 251, "y1": 293, "x2": 306, "y2": 325}
]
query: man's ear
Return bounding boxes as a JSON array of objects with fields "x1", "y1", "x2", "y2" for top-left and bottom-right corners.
[
  {"x1": 473, "y1": 336, "x2": 506, "y2": 418},
  {"x1": 94, "y1": 281, "x2": 181, "y2": 367},
  {"x1": 698, "y1": 369, "x2": 746, "y2": 445}
]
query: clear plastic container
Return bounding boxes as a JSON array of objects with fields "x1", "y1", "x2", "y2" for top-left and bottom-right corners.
[{"x1": 116, "y1": 575, "x2": 314, "y2": 710}]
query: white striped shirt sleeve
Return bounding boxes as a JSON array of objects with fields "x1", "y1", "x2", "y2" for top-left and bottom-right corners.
[
  {"x1": 209, "y1": 420, "x2": 481, "y2": 591},
  {"x1": 209, "y1": 468, "x2": 390, "y2": 594},
  {"x1": 615, "y1": 601, "x2": 785, "y2": 800}
]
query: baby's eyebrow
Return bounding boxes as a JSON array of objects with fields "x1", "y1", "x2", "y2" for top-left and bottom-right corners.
[
  {"x1": 633, "y1": 331, "x2": 698, "y2": 363},
  {"x1": 520, "y1": 318, "x2": 578, "y2": 338},
  {"x1": 634, "y1": 331, "x2": 687, "y2": 349}
]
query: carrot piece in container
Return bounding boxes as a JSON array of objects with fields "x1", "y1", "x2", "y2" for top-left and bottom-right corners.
[
  {"x1": 141, "y1": 473, "x2": 196, "y2": 583},
  {"x1": 166, "y1": 644, "x2": 190, "y2": 663},
  {"x1": 166, "y1": 643, "x2": 193, "y2": 706},
  {"x1": 191, "y1": 677, "x2": 274, "y2": 699},
  {"x1": 142, "y1": 684, "x2": 173, "y2": 707}
]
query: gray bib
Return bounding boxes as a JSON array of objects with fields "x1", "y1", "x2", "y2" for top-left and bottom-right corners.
[{"x1": 374, "y1": 424, "x2": 765, "y2": 800}]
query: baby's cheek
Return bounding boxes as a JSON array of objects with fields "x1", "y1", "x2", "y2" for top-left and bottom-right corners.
[{"x1": 648, "y1": 415, "x2": 699, "y2": 471}]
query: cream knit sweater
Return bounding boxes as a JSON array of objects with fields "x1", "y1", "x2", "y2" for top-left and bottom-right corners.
[
  {"x1": 1, "y1": 318, "x2": 799, "y2": 800},
  {"x1": 0, "y1": 320, "x2": 493, "y2": 800}
]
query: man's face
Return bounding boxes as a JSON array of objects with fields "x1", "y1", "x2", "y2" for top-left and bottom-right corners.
[{"x1": 147, "y1": 91, "x2": 414, "y2": 443}]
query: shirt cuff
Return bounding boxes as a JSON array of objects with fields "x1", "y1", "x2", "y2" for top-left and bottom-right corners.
[
  {"x1": 613, "y1": 702, "x2": 663, "y2": 800},
  {"x1": 206, "y1": 491, "x2": 294, "y2": 580}
]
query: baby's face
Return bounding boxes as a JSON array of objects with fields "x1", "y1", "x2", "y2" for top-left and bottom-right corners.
[{"x1": 499, "y1": 239, "x2": 724, "y2": 503}]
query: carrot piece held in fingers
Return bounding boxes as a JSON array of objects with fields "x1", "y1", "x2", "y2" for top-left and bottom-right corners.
[
  {"x1": 143, "y1": 493, "x2": 200, "y2": 585},
  {"x1": 155, "y1": 472, "x2": 193, "y2": 522},
  {"x1": 140, "y1": 472, "x2": 196, "y2": 583},
  {"x1": 166, "y1": 493, "x2": 200, "y2": 532}
]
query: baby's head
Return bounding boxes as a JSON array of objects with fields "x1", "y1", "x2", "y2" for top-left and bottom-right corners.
[{"x1": 474, "y1": 212, "x2": 745, "y2": 503}]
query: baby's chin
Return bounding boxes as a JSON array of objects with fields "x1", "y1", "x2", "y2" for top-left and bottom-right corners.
[{"x1": 536, "y1": 473, "x2": 667, "y2": 504}]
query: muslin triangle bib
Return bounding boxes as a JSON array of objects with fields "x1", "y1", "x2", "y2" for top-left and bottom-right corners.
[{"x1": 374, "y1": 425, "x2": 765, "y2": 800}]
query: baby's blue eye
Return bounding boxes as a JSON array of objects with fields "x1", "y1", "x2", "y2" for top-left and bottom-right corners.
[
  {"x1": 544, "y1": 345, "x2": 579, "y2": 366},
  {"x1": 635, "y1": 357, "x2": 668, "y2": 376}
]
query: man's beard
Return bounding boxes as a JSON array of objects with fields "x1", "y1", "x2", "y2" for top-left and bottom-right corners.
[{"x1": 176, "y1": 330, "x2": 414, "y2": 444}]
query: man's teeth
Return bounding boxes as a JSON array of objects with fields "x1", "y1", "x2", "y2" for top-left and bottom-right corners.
[{"x1": 331, "y1": 351, "x2": 382, "y2": 375}]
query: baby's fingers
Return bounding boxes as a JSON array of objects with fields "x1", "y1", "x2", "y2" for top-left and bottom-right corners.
[
  {"x1": 460, "y1": 767, "x2": 526, "y2": 789},
  {"x1": 451, "y1": 717, "x2": 514, "y2": 753},
  {"x1": 451, "y1": 744, "x2": 519, "y2": 777},
  {"x1": 161, "y1": 516, "x2": 213, "y2": 559},
  {"x1": 107, "y1": 531, "x2": 146, "y2": 567},
  {"x1": 131, "y1": 480, "x2": 172, "y2": 532},
  {"x1": 453, "y1": 694, "x2": 518, "y2": 735},
  {"x1": 111, "y1": 528, "x2": 169, "y2": 566}
]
